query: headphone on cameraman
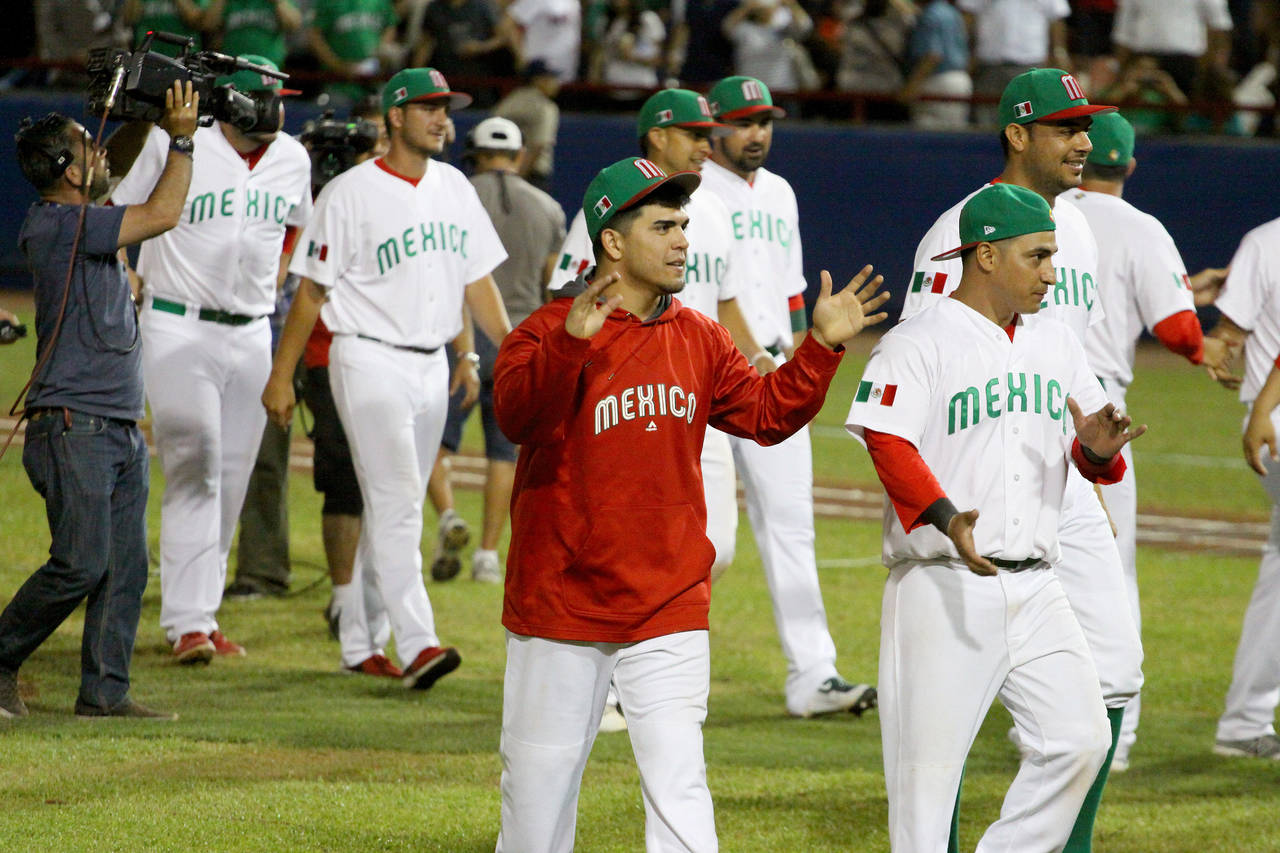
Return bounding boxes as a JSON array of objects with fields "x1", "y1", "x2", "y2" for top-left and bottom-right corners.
[{"x1": 16, "y1": 114, "x2": 75, "y2": 179}]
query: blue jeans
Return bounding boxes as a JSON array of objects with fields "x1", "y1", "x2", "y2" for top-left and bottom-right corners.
[{"x1": 0, "y1": 410, "x2": 150, "y2": 709}]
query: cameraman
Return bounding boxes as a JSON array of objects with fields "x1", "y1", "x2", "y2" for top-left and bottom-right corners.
[
  {"x1": 110, "y1": 54, "x2": 312, "y2": 665},
  {"x1": 0, "y1": 82, "x2": 197, "y2": 720}
]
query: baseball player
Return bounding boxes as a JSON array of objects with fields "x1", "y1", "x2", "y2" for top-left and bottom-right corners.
[
  {"x1": 903, "y1": 69, "x2": 1142, "y2": 852},
  {"x1": 697, "y1": 75, "x2": 877, "y2": 718},
  {"x1": 492, "y1": 155, "x2": 889, "y2": 853},
  {"x1": 1204, "y1": 215, "x2": 1280, "y2": 761},
  {"x1": 430, "y1": 116, "x2": 566, "y2": 584},
  {"x1": 849, "y1": 183, "x2": 1143, "y2": 853},
  {"x1": 110, "y1": 55, "x2": 312, "y2": 664},
  {"x1": 555, "y1": 87, "x2": 778, "y2": 731},
  {"x1": 262, "y1": 68, "x2": 512, "y2": 688},
  {"x1": 1065, "y1": 110, "x2": 1232, "y2": 771}
]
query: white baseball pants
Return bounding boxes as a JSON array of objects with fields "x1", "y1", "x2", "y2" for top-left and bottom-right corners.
[
  {"x1": 1216, "y1": 408, "x2": 1280, "y2": 742},
  {"x1": 1095, "y1": 382, "x2": 1143, "y2": 756},
  {"x1": 329, "y1": 335, "x2": 447, "y2": 666},
  {"x1": 1057, "y1": 466, "x2": 1144, "y2": 710},
  {"x1": 143, "y1": 305, "x2": 270, "y2": 642},
  {"x1": 879, "y1": 562, "x2": 1111, "y2": 853},
  {"x1": 729, "y1": 420, "x2": 841, "y2": 711},
  {"x1": 334, "y1": 526, "x2": 392, "y2": 667},
  {"x1": 498, "y1": 630, "x2": 716, "y2": 853}
]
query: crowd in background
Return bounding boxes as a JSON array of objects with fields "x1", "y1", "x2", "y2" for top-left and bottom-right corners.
[{"x1": 1, "y1": 0, "x2": 1278, "y2": 135}]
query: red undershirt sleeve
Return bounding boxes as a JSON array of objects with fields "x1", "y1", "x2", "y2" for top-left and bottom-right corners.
[
  {"x1": 1070, "y1": 437, "x2": 1127, "y2": 485},
  {"x1": 788, "y1": 293, "x2": 806, "y2": 334},
  {"x1": 282, "y1": 225, "x2": 300, "y2": 255},
  {"x1": 1152, "y1": 310, "x2": 1204, "y2": 364},
  {"x1": 864, "y1": 429, "x2": 948, "y2": 531}
]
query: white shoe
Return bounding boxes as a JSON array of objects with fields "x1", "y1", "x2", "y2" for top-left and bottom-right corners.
[
  {"x1": 791, "y1": 677, "x2": 877, "y2": 718},
  {"x1": 472, "y1": 550, "x2": 502, "y2": 584},
  {"x1": 599, "y1": 699, "x2": 627, "y2": 733},
  {"x1": 1109, "y1": 753, "x2": 1130, "y2": 773}
]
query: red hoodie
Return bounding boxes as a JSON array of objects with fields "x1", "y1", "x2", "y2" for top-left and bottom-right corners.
[{"x1": 493, "y1": 284, "x2": 843, "y2": 644}]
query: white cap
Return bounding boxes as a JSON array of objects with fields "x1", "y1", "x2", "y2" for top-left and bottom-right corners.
[{"x1": 468, "y1": 116, "x2": 522, "y2": 151}]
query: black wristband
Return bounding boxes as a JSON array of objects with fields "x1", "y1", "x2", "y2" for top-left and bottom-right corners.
[
  {"x1": 920, "y1": 497, "x2": 960, "y2": 536},
  {"x1": 1080, "y1": 443, "x2": 1111, "y2": 465},
  {"x1": 169, "y1": 135, "x2": 194, "y2": 156}
]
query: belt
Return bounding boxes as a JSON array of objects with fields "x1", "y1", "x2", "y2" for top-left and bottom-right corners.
[
  {"x1": 989, "y1": 556, "x2": 1047, "y2": 573},
  {"x1": 354, "y1": 333, "x2": 440, "y2": 356},
  {"x1": 26, "y1": 406, "x2": 136, "y2": 428},
  {"x1": 151, "y1": 297, "x2": 259, "y2": 326}
]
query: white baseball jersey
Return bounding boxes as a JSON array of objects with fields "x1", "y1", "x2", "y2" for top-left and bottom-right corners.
[
  {"x1": 846, "y1": 299, "x2": 1108, "y2": 568},
  {"x1": 553, "y1": 187, "x2": 738, "y2": 320},
  {"x1": 112, "y1": 124, "x2": 312, "y2": 315},
  {"x1": 903, "y1": 185, "x2": 1104, "y2": 343},
  {"x1": 1215, "y1": 216, "x2": 1280, "y2": 405},
  {"x1": 1063, "y1": 188, "x2": 1198, "y2": 386},
  {"x1": 290, "y1": 157, "x2": 507, "y2": 350},
  {"x1": 699, "y1": 158, "x2": 805, "y2": 349}
]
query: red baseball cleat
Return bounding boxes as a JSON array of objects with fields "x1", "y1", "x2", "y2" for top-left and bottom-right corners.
[
  {"x1": 209, "y1": 630, "x2": 246, "y2": 657},
  {"x1": 402, "y1": 646, "x2": 461, "y2": 690},
  {"x1": 345, "y1": 654, "x2": 404, "y2": 678}
]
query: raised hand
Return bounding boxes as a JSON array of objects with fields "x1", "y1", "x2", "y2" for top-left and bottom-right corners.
[
  {"x1": 564, "y1": 272, "x2": 623, "y2": 340},
  {"x1": 809, "y1": 266, "x2": 890, "y2": 350},
  {"x1": 1067, "y1": 397, "x2": 1147, "y2": 462},
  {"x1": 946, "y1": 509, "x2": 997, "y2": 577},
  {"x1": 160, "y1": 80, "x2": 199, "y2": 139}
]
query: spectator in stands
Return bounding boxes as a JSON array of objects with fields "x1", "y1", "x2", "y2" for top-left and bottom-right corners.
[
  {"x1": 307, "y1": 0, "x2": 398, "y2": 100},
  {"x1": 411, "y1": 0, "x2": 518, "y2": 87},
  {"x1": 204, "y1": 0, "x2": 303, "y2": 68},
  {"x1": 1099, "y1": 54, "x2": 1188, "y2": 133},
  {"x1": 36, "y1": 0, "x2": 127, "y2": 87},
  {"x1": 836, "y1": 0, "x2": 916, "y2": 120},
  {"x1": 722, "y1": 0, "x2": 815, "y2": 93},
  {"x1": 959, "y1": 0, "x2": 1071, "y2": 126},
  {"x1": 491, "y1": 59, "x2": 561, "y2": 190},
  {"x1": 675, "y1": 0, "x2": 738, "y2": 82},
  {"x1": 900, "y1": 0, "x2": 972, "y2": 129},
  {"x1": 123, "y1": 0, "x2": 205, "y2": 54},
  {"x1": 1068, "y1": 0, "x2": 1119, "y2": 93},
  {"x1": 503, "y1": 0, "x2": 583, "y2": 83},
  {"x1": 1112, "y1": 0, "x2": 1233, "y2": 97},
  {"x1": 590, "y1": 0, "x2": 668, "y2": 98}
]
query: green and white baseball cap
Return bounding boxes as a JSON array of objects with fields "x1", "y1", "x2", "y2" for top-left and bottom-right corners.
[
  {"x1": 217, "y1": 55, "x2": 300, "y2": 95},
  {"x1": 708, "y1": 76, "x2": 786, "y2": 121},
  {"x1": 1085, "y1": 111, "x2": 1136, "y2": 166},
  {"x1": 382, "y1": 67, "x2": 473, "y2": 114},
  {"x1": 637, "y1": 89, "x2": 730, "y2": 138},
  {"x1": 583, "y1": 157, "x2": 701, "y2": 241},
  {"x1": 931, "y1": 184, "x2": 1056, "y2": 261},
  {"x1": 998, "y1": 68, "x2": 1115, "y2": 126}
]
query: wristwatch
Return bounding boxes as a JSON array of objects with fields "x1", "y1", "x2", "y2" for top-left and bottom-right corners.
[
  {"x1": 169, "y1": 135, "x2": 194, "y2": 156},
  {"x1": 459, "y1": 351, "x2": 480, "y2": 367}
]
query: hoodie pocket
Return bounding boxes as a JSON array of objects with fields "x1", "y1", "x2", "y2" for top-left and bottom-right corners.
[{"x1": 560, "y1": 503, "x2": 713, "y2": 619}]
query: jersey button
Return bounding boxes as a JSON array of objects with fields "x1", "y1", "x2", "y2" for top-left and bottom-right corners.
[
  {"x1": 1013, "y1": 518, "x2": 1021, "y2": 525},
  {"x1": 1012, "y1": 426, "x2": 1020, "y2": 435},
  {"x1": 1013, "y1": 474, "x2": 1021, "y2": 482}
]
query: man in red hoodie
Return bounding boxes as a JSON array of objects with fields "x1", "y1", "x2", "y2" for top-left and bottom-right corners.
[{"x1": 491, "y1": 157, "x2": 890, "y2": 852}]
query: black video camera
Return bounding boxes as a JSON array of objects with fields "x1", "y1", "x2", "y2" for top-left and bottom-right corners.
[
  {"x1": 300, "y1": 110, "x2": 380, "y2": 195},
  {"x1": 87, "y1": 31, "x2": 288, "y2": 134}
]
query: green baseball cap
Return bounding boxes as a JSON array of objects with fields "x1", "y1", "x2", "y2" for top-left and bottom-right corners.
[
  {"x1": 382, "y1": 67, "x2": 473, "y2": 114},
  {"x1": 999, "y1": 68, "x2": 1115, "y2": 126},
  {"x1": 217, "y1": 55, "x2": 300, "y2": 95},
  {"x1": 708, "y1": 76, "x2": 786, "y2": 121},
  {"x1": 1085, "y1": 111, "x2": 1135, "y2": 166},
  {"x1": 931, "y1": 184, "x2": 1056, "y2": 261},
  {"x1": 637, "y1": 89, "x2": 730, "y2": 138},
  {"x1": 583, "y1": 157, "x2": 701, "y2": 241}
]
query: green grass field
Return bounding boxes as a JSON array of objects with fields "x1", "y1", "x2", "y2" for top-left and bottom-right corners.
[{"x1": 0, "y1": 293, "x2": 1276, "y2": 852}]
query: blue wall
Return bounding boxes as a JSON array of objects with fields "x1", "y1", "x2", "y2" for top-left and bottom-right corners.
[{"x1": 3, "y1": 92, "x2": 1278, "y2": 322}]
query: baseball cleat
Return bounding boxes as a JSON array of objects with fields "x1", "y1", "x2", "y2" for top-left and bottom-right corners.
[
  {"x1": 172, "y1": 632, "x2": 215, "y2": 665},
  {"x1": 792, "y1": 677, "x2": 878, "y2": 718},
  {"x1": 403, "y1": 646, "x2": 462, "y2": 690},
  {"x1": 1213, "y1": 734, "x2": 1280, "y2": 760},
  {"x1": 344, "y1": 654, "x2": 404, "y2": 678},
  {"x1": 209, "y1": 630, "x2": 246, "y2": 657},
  {"x1": 0, "y1": 668, "x2": 28, "y2": 718},
  {"x1": 430, "y1": 510, "x2": 471, "y2": 581}
]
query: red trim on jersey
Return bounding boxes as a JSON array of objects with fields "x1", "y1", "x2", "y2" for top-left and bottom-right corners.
[
  {"x1": 375, "y1": 157, "x2": 422, "y2": 187},
  {"x1": 787, "y1": 294, "x2": 805, "y2": 311},
  {"x1": 1152, "y1": 310, "x2": 1205, "y2": 365},
  {"x1": 1004, "y1": 317, "x2": 1018, "y2": 342},
  {"x1": 238, "y1": 142, "x2": 271, "y2": 170},
  {"x1": 1070, "y1": 438, "x2": 1127, "y2": 484},
  {"x1": 864, "y1": 429, "x2": 947, "y2": 532},
  {"x1": 282, "y1": 225, "x2": 300, "y2": 255}
]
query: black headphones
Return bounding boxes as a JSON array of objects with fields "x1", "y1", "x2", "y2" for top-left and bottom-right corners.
[{"x1": 16, "y1": 114, "x2": 75, "y2": 180}]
